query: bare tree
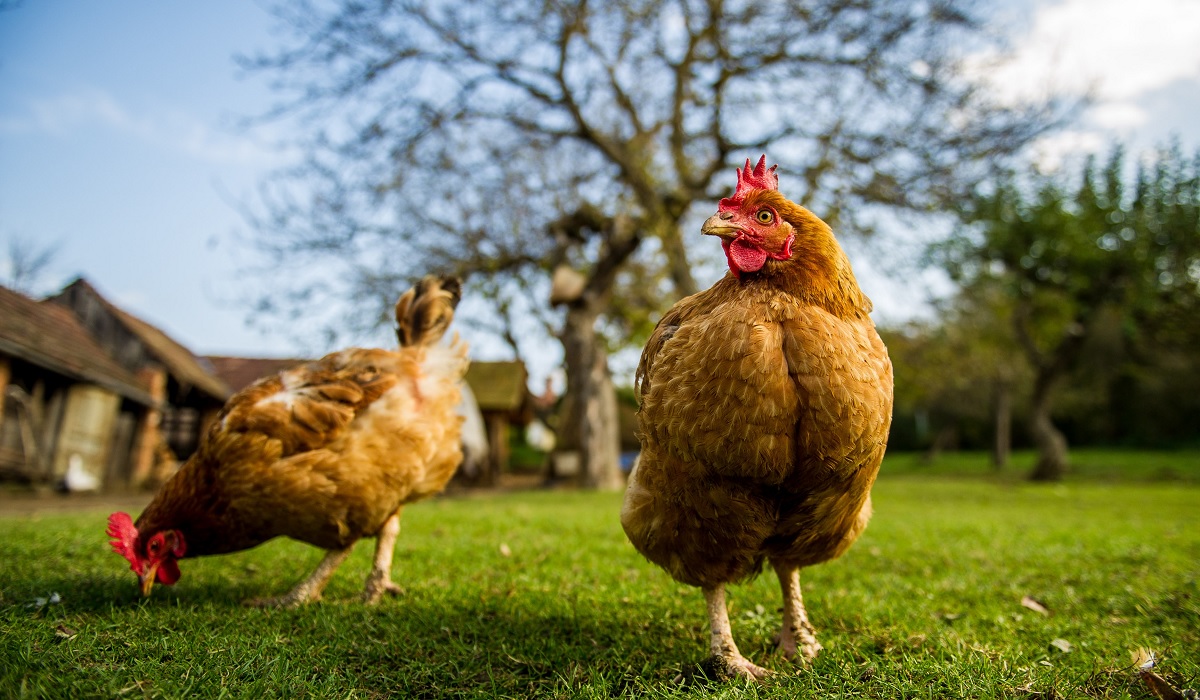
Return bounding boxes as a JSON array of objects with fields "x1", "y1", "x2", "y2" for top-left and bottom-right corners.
[
  {"x1": 241, "y1": 0, "x2": 1061, "y2": 488},
  {"x1": 2, "y1": 236, "x2": 59, "y2": 296}
]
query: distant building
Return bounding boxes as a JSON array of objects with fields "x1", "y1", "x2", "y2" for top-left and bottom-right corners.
[
  {"x1": 0, "y1": 278, "x2": 231, "y2": 492},
  {"x1": 463, "y1": 360, "x2": 536, "y2": 484},
  {"x1": 205, "y1": 356, "x2": 305, "y2": 394}
]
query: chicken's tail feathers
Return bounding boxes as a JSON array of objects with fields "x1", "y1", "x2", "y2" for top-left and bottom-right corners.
[{"x1": 395, "y1": 275, "x2": 462, "y2": 348}]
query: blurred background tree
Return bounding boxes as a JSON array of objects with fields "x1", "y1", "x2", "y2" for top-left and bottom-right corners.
[
  {"x1": 0, "y1": 236, "x2": 59, "y2": 297},
  {"x1": 926, "y1": 144, "x2": 1200, "y2": 480},
  {"x1": 241, "y1": 0, "x2": 1058, "y2": 488}
]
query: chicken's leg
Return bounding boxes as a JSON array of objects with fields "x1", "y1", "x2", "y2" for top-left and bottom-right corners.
[
  {"x1": 772, "y1": 561, "x2": 822, "y2": 662},
  {"x1": 244, "y1": 545, "x2": 353, "y2": 608},
  {"x1": 703, "y1": 585, "x2": 770, "y2": 680},
  {"x1": 362, "y1": 510, "x2": 405, "y2": 604}
]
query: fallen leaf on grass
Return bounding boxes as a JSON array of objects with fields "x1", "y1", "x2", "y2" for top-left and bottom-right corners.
[
  {"x1": 1049, "y1": 638, "x2": 1072, "y2": 653},
  {"x1": 54, "y1": 624, "x2": 76, "y2": 641},
  {"x1": 1021, "y1": 595, "x2": 1050, "y2": 615},
  {"x1": 1131, "y1": 648, "x2": 1196, "y2": 700},
  {"x1": 499, "y1": 543, "x2": 512, "y2": 557}
]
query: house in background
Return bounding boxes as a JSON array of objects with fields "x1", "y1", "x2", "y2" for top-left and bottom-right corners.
[
  {"x1": 204, "y1": 356, "x2": 305, "y2": 395},
  {"x1": 0, "y1": 278, "x2": 233, "y2": 492},
  {"x1": 0, "y1": 284, "x2": 155, "y2": 490},
  {"x1": 463, "y1": 360, "x2": 535, "y2": 485},
  {"x1": 48, "y1": 279, "x2": 231, "y2": 486}
]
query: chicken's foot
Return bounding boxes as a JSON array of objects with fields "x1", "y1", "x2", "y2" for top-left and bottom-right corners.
[
  {"x1": 703, "y1": 585, "x2": 771, "y2": 681},
  {"x1": 773, "y1": 562, "x2": 822, "y2": 662},
  {"x1": 244, "y1": 545, "x2": 353, "y2": 608},
  {"x1": 362, "y1": 510, "x2": 405, "y2": 604}
]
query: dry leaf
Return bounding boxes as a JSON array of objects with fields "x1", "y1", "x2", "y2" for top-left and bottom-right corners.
[
  {"x1": 499, "y1": 543, "x2": 512, "y2": 557},
  {"x1": 1132, "y1": 649, "x2": 1191, "y2": 700},
  {"x1": 1140, "y1": 669, "x2": 1186, "y2": 700},
  {"x1": 54, "y1": 624, "x2": 77, "y2": 641},
  {"x1": 1021, "y1": 595, "x2": 1050, "y2": 616},
  {"x1": 1133, "y1": 648, "x2": 1157, "y2": 671},
  {"x1": 1050, "y1": 638, "x2": 1072, "y2": 653}
]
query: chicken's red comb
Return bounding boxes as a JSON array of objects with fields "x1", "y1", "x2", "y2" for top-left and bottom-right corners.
[
  {"x1": 106, "y1": 512, "x2": 143, "y2": 575},
  {"x1": 720, "y1": 155, "x2": 779, "y2": 210}
]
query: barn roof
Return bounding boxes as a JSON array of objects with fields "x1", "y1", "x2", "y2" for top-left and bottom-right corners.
[
  {"x1": 464, "y1": 360, "x2": 530, "y2": 413},
  {"x1": 58, "y1": 279, "x2": 231, "y2": 402},
  {"x1": 205, "y1": 355, "x2": 305, "y2": 393},
  {"x1": 0, "y1": 285, "x2": 154, "y2": 404}
]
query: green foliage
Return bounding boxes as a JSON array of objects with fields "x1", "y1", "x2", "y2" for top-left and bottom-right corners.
[
  {"x1": 940, "y1": 143, "x2": 1199, "y2": 361},
  {"x1": 918, "y1": 144, "x2": 1200, "y2": 462},
  {"x1": 3, "y1": 461, "x2": 1198, "y2": 698}
]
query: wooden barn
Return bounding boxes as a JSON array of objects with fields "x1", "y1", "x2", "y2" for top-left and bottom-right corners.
[
  {"x1": 47, "y1": 279, "x2": 231, "y2": 486},
  {"x1": 0, "y1": 285, "x2": 155, "y2": 490},
  {"x1": 0, "y1": 279, "x2": 234, "y2": 492}
]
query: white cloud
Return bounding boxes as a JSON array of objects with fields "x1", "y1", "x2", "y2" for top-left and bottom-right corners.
[
  {"x1": 0, "y1": 88, "x2": 288, "y2": 168},
  {"x1": 1026, "y1": 130, "x2": 1110, "y2": 171},
  {"x1": 982, "y1": 0, "x2": 1200, "y2": 105},
  {"x1": 969, "y1": 0, "x2": 1200, "y2": 162},
  {"x1": 1088, "y1": 102, "x2": 1150, "y2": 131}
]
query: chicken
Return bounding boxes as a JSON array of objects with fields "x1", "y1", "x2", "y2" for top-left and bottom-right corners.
[
  {"x1": 621, "y1": 157, "x2": 893, "y2": 679},
  {"x1": 107, "y1": 275, "x2": 468, "y2": 607}
]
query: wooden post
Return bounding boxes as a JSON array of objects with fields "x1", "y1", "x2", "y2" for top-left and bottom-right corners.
[
  {"x1": 0, "y1": 357, "x2": 10, "y2": 420},
  {"x1": 130, "y1": 366, "x2": 168, "y2": 488}
]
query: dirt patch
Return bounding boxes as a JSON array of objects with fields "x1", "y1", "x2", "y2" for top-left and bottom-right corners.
[{"x1": 0, "y1": 490, "x2": 152, "y2": 518}]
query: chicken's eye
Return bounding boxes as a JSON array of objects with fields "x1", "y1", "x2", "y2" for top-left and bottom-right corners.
[
  {"x1": 148, "y1": 540, "x2": 160, "y2": 553},
  {"x1": 756, "y1": 209, "x2": 775, "y2": 224}
]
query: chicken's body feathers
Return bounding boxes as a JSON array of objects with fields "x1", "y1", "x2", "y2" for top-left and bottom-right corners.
[
  {"x1": 115, "y1": 275, "x2": 467, "y2": 605},
  {"x1": 620, "y1": 158, "x2": 893, "y2": 675}
]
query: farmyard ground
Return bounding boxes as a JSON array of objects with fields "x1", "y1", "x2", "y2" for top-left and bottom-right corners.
[{"x1": 2, "y1": 450, "x2": 1198, "y2": 698}]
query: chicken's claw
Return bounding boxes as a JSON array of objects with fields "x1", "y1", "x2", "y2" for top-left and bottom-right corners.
[
  {"x1": 361, "y1": 570, "x2": 405, "y2": 604},
  {"x1": 774, "y1": 620, "x2": 822, "y2": 662},
  {"x1": 702, "y1": 653, "x2": 772, "y2": 682}
]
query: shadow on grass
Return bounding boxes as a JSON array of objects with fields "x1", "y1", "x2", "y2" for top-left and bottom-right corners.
[{"x1": 6, "y1": 575, "x2": 746, "y2": 697}]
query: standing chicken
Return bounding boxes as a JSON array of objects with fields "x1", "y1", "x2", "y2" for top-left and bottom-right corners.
[
  {"x1": 622, "y1": 158, "x2": 893, "y2": 679},
  {"x1": 107, "y1": 275, "x2": 468, "y2": 607}
]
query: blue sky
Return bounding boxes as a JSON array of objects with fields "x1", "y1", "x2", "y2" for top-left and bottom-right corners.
[
  {"x1": 1, "y1": 0, "x2": 1199, "y2": 374},
  {"x1": 0, "y1": 1, "x2": 288, "y2": 355}
]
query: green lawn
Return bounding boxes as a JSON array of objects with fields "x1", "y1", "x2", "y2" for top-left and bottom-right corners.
[{"x1": 1, "y1": 453, "x2": 1198, "y2": 698}]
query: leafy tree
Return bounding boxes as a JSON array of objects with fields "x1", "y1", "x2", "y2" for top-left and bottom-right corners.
[
  {"x1": 884, "y1": 281, "x2": 1028, "y2": 466},
  {"x1": 935, "y1": 144, "x2": 1200, "y2": 480},
  {"x1": 241, "y1": 0, "x2": 1059, "y2": 488}
]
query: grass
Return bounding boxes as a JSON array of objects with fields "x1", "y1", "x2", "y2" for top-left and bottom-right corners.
[{"x1": 0, "y1": 451, "x2": 1197, "y2": 698}]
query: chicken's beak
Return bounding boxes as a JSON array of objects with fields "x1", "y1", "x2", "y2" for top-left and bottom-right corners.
[
  {"x1": 139, "y1": 562, "x2": 159, "y2": 597},
  {"x1": 701, "y1": 214, "x2": 740, "y2": 240}
]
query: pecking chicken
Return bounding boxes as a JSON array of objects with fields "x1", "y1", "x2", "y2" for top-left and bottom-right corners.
[
  {"x1": 622, "y1": 157, "x2": 893, "y2": 679},
  {"x1": 107, "y1": 275, "x2": 468, "y2": 607}
]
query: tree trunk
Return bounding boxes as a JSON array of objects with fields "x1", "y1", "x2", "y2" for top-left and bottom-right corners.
[
  {"x1": 991, "y1": 378, "x2": 1012, "y2": 470},
  {"x1": 555, "y1": 305, "x2": 624, "y2": 491},
  {"x1": 657, "y1": 221, "x2": 699, "y2": 298},
  {"x1": 1028, "y1": 370, "x2": 1069, "y2": 481}
]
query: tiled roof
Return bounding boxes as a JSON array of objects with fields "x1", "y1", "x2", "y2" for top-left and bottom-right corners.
[
  {"x1": 205, "y1": 355, "x2": 305, "y2": 393},
  {"x1": 0, "y1": 286, "x2": 154, "y2": 404},
  {"x1": 64, "y1": 279, "x2": 231, "y2": 401}
]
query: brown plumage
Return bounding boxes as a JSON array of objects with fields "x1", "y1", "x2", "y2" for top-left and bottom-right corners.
[
  {"x1": 621, "y1": 158, "x2": 893, "y2": 678},
  {"x1": 108, "y1": 275, "x2": 468, "y2": 607}
]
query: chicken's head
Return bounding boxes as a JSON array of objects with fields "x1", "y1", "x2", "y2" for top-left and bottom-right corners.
[
  {"x1": 107, "y1": 512, "x2": 186, "y2": 597},
  {"x1": 703, "y1": 155, "x2": 796, "y2": 277}
]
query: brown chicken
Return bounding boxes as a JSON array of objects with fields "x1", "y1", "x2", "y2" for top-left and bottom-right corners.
[
  {"x1": 622, "y1": 157, "x2": 893, "y2": 679},
  {"x1": 108, "y1": 275, "x2": 468, "y2": 607}
]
